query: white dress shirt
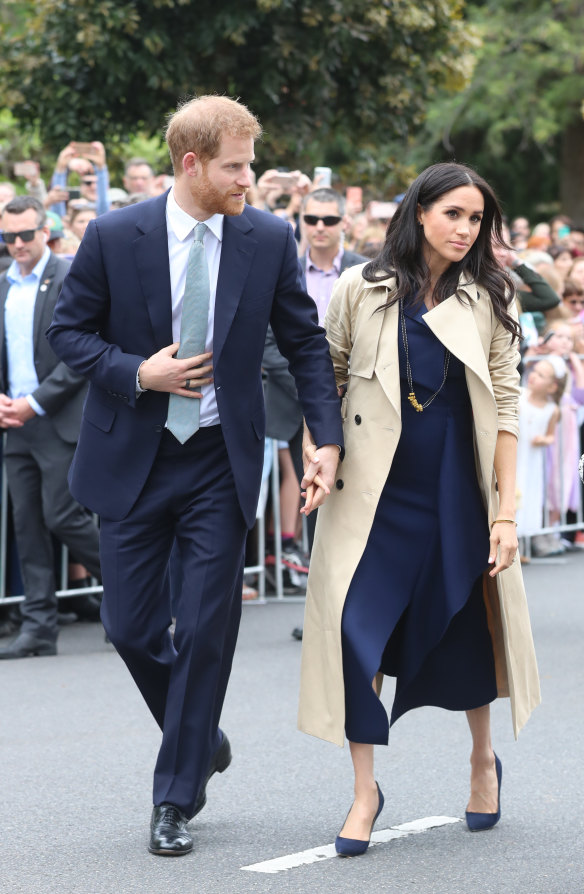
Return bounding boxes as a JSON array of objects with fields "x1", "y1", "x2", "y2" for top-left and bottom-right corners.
[
  {"x1": 165, "y1": 189, "x2": 223, "y2": 427},
  {"x1": 4, "y1": 246, "x2": 51, "y2": 415}
]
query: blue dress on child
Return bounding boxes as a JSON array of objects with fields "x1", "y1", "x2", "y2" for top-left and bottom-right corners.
[{"x1": 341, "y1": 298, "x2": 497, "y2": 744}]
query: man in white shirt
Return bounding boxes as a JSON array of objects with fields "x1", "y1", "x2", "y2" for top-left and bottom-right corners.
[
  {"x1": 48, "y1": 96, "x2": 343, "y2": 856},
  {"x1": 0, "y1": 196, "x2": 101, "y2": 659}
]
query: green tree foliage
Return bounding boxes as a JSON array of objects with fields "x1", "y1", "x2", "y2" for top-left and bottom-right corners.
[
  {"x1": 412, "y1": 0, "x2": 584, "y2": 220},
  {"x1": 0, "y1": 0, "x2": 475, "y2": 190}
]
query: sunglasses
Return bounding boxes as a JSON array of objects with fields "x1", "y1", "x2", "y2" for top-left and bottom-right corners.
[
  {"x1": 0, "y1": 226, "x2": 43, "y2": 244},
  {"x1": 303, "y1": 214, "x2": 342, "y2": 227},
  {"x1": 82, "y1": 178, "x2": 97, "y2": 186}
]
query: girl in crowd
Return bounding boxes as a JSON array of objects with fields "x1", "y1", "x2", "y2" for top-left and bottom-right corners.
[
  {"x1": 68, "y1": 204, "x2": 97, "y2": 243},
  {"x1": 516, "y1": 358, "x2": 563, "y2": 558},
  {"x1": 299, "y1": 163, "x2": 540, "y2": 856},
  {"x1": 539, "y1": 323, "x2": 584, "y2": 545}
]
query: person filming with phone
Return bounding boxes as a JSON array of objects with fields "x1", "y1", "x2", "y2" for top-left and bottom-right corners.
[{"x1": 49, "y1": 141, "x2": 111, "y2": 218}]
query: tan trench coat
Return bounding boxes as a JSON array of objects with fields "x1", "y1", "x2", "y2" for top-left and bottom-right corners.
[{"x1": 298, "y1": 265, "x2": 541, "y2": 746}]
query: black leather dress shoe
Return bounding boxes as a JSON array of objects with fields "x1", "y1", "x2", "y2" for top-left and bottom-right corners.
[
  {"x1": 193, "y1": 731, "x2": 232, "y2": 817},
  {"x1": 0, "y1": 632, "x2": 57, "y2": 659},
  {"x1": 148, "y1": 804, "x2": 193, "y2": 856},
  {"x1": 291, "y1": 626, "x2": 303, "y2": 641}
]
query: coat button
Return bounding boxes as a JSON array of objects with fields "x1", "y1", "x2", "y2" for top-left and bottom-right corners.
[
  {"x1": 336, "y1": 479, "x2": 344, "y2": 490},
  {"x1": 354, "y1": 414, "x2": 361, "y2": 425},
  {"x1": 154, "y1": 425, "x2": 163, "y2": 432}
]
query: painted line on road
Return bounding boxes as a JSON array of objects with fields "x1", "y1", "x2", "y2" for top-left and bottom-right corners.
[{"x1": 241, "y1": 815, "x2": 461, "y2": 874}]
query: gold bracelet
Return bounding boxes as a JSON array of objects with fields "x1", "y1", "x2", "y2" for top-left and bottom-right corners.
[{"x1": 490, "y1": 518, "x2": 517, "y2": 530}]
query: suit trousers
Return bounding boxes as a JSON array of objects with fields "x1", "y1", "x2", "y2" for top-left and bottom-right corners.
[
  {"x1": 4, "y1": 416, "x2": 101, "y2": 641},
  {"x1": 98, "y1": 425, "x2": 248, "y2": 819}
]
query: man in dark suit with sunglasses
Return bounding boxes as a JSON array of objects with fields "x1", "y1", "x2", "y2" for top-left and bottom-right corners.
[{"x1": 0, "y1": 196, "x2": 101, "y2": 659}]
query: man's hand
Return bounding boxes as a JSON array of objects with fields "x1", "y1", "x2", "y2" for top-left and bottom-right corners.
[
  {"x1": 300, "y1": 442, "x2": 340, "y2": 515},
  {"x1": 139, "y1": 344, "x2": 213, "y2": 397},
  {"x1": 0, "y1": 394, "x2": 35, "y2": 428}
]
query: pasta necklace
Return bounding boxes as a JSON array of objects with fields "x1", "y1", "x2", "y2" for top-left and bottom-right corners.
[{"x1": 399, "y1": 297, "x2": 450, "y2": 412}]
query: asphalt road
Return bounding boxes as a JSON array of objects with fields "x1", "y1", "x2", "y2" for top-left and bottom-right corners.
[{"x1": 1, "y1": 551, "x2": 583, "y2": 894}]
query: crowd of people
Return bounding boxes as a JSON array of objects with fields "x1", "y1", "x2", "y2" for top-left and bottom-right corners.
[{"x1": 0, "y1": 137, "x2": 583, "y2": 633}]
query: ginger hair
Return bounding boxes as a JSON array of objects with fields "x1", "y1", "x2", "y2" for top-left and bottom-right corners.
[{"x1": 165, "y1": 95, "x2": 262, "y2": 175}]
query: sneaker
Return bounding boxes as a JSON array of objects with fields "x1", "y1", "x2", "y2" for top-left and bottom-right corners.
[
  {"x1": 531, "y1": 534, "x2": 563, "y2": 557},
  {"x1": 264, "y1": 563, "x2": 306, "y2": 595},
  {"x1": 573, "y1": 531, "x2": 584, "y2": 549},
  {"x1": 547, "y1": 533, "x2": 566, "y2": 554},
  {"x1": 281, "y1": 544, "x2": 310, "y2": 575}
]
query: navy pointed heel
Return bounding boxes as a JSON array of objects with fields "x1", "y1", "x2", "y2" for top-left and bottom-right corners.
[
  {"x1": 335, "y1": 781, "x2": 384, "y2": 857},
  {"x1": 466, "y1": 753, "x2": 502, "y2": 832}
]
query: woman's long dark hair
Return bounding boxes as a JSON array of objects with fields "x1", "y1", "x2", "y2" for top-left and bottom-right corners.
[{"x1": 363, "y1": 162, "x2": 521, "y2": 340}]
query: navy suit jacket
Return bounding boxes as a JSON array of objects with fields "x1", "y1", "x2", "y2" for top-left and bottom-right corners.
[{"x1": 47, "y1": 193, "x2": 343, "y2": 526}]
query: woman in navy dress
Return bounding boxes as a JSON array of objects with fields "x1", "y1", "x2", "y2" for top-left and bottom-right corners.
[{"x1": 300, "y1": 163, "x2": 529, "y2": 855}]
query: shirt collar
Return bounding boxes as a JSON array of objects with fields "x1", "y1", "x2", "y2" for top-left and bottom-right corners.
[
  {"x1": 6, "y1": 246, "x2": 51, "y2": 285},
  {"x1": 306, "y1": 246, "x2": 344, "y2": 274},
  {"x1": 166, "y1": 188, "x2": 224, "y2": 243}
]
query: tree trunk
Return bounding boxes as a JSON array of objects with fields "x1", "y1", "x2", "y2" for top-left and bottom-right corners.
[{"x1": 560, "y1": 120, "x2": 584, "y2": 223}]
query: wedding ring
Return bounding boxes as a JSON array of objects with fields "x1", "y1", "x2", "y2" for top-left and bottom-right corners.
[{"x1": 185, "y1": 379, "x2": 190, "y2": 389}]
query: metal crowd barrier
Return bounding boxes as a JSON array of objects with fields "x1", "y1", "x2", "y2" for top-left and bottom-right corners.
[{"x1": 0, "y1": 437, "x2": 300, "y2": 609}]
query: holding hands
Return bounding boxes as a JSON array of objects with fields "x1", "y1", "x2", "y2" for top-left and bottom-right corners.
[{"x1": 301, "y1": 431, "x2": 339, "y2": 515}]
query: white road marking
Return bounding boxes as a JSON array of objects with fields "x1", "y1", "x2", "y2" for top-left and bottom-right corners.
[{"x1": 241, "y1": 815, "x2": 462, "y2": 874}]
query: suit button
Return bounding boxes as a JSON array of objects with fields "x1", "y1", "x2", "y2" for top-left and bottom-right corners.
[
  {"x1": 336, "y1": 479, "x2": 344, "y2": 490},
  {"x1": 154, "y1": 425, "x2": 163, "y2": 433},
  {"x1": 354, "y1": 414, "x2": 361, "y2": 425}
]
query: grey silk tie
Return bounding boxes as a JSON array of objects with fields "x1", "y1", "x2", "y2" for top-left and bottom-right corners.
[{"x1": 167, "y1": 221, "x2": 210, "y2": 444}]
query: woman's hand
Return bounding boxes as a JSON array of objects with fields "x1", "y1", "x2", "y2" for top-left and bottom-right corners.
[{"x1": 488, "y1": 522, "x2": 518, "y2": 576}]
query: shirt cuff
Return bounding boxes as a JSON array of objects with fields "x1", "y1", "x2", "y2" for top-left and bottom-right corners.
[
  {"x1": 136, "y1": 361, "x2": 148, "y2": 396},
  {"x1": 26, "y1": 395, "x2": 45, "y2": 416}
]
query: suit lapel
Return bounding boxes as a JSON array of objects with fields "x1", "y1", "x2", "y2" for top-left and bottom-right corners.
[
  {"x1": 133, "y1": 193, "x2": 173, "y2": 347},
  {"x1": 213, "y1": 212, "x2": 258, "y2": 364},
  {"x1": 0, "y1": 275, "x2": 9, "y2": 390},
  {"x1": 32, "y1": 254, "x2": 58, "y2": 355}
]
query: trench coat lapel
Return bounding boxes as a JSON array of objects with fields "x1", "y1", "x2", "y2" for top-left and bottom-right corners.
[
  {"x1": 358, "y1": 280, "x2": 401, "y2": 418},
  {"x1": 374, "y1": 303, "x2": 401, "y2": 417},
  {"x1": 422, "y1": 285, "x2": 493, "y2": 396},
  {"x1": 353, "y1": 276, "x2": 495, "y2": 418}
]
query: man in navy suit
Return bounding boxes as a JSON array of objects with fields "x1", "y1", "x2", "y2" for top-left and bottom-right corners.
[{"x1": 47, "y1": 96, "x2": 342, "y2": 856}]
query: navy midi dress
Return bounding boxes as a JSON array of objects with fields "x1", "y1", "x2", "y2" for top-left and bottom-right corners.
[{"x1": 341, "y1": 298, "x2": 498, "y2": 745}]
